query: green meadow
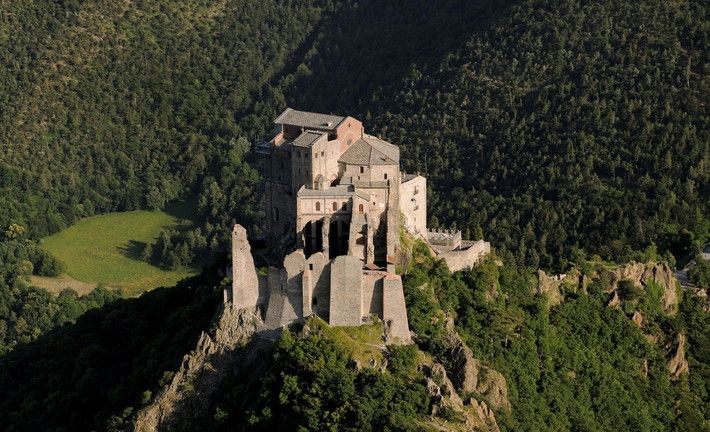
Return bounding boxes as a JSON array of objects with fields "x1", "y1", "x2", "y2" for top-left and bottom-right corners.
[{"x1": 41, "y1": 203, "x2": 198, "y2": 296}]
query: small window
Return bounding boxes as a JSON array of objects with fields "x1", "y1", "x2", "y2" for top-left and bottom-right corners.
[
  {"x1": 332, "y1": 202, "x2": 338, "y2": 211},
  {"x1": 309, "y1": 263, "x2": 314, "y2": 271},
  {"x1": 315, "y1": 202, "x2": 321, "y2": 211},
  {"x1": 321, "y1": 151, "x2": 324, "y2": 157},
  {"x1": 358, "y1": 204, "x2": 364, "y2": 214},
  {"x1": 384, "y1": 173, "x2": 388, "y2": 180},
  {"x1": 360, "y1": 166, "x2": 364, "y2": 174},
  {"x1": 315, "y1": 152, "x2": 318, "y2": 159}
]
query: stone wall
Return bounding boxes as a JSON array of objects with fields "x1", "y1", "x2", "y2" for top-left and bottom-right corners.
[
  {"x1": 329, "y1": 255, "x2": 364, "y2": 326},
  {"x1": 382, "y1": 275, "x2": 411, "y2": 343},
  {"x1": 230, "y1": 225, "x2": 259, "y2": 309},
  {"x1": 361, "y1": 271, "x2": 384, "y2": 316},
  {"x1": 399, "y1": 175, "x2": 427, "y2": 235},
  {"x1": 439, "y1": 240, "x2": 491, "y2": 273}
]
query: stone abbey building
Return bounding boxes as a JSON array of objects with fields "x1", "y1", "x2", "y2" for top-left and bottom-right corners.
[{"x1": 228, "y1": 109, "x2": 489, "y2": 342}]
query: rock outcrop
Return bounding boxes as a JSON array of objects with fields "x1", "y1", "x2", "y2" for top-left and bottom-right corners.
[
  {"x1": 667, "y1": 333, "x2": 689, "y2": 380},
  {"x1": 541, "y1": 261, "x2": 679, "y2": 314},
  {"x1": 537, "y1": 269, "x2": 585, "y2": 306},
  {"x1": 610, "y1": 261, "x2": 678, "y2": 314},
  {"x1": 425, "y1": 362, "x2": 500, "y2": 432},
  {"x1": 129, "y1": 305, "x2": 264, "y2": 432},
  {"x1": 443, "y1": 318, "x2": 510, "y2": 411}
]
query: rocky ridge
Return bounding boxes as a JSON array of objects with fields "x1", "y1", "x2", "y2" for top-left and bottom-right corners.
[{"x1": 129, "y1": 305, "x2": 264, "y2": 432}]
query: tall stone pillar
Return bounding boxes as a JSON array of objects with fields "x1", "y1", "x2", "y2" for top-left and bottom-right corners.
[
  {"x1": 322, "y1": 216, "x2": 331, "y2": 257},
  {"x1": 231, "y1": 224, "x2": 259, "y2": 309},
  {"x1": 366, "y1": 220, "x2": 375, "y2": 264}
]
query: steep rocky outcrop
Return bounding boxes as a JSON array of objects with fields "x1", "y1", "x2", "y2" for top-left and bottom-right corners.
[
  {"x1": 609, "y1": 262, "x2": 678, "y2": 314},
  {"x1": 537, "y1": 269, "x2": 585, "y2": 306},
  {"x1": 541, "y1": 261, "x2": 679, "y2": 314},
  {"x1": 667, "y1": 333, "x2": 689, "y2": 380},
  {"x1": 129, "y1": 305, "x2": 264, "y2": 432},
  {"x1": 424, "y1": 362, "x2": 500, "y2": 432},
  {"x1": 443, "y1": 318, "x2": 510, "y2": 411}
]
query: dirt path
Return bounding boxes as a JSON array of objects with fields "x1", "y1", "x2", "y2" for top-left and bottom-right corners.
[{"x1": 29, "y1": 274, "x2": 107, "y2": 296}]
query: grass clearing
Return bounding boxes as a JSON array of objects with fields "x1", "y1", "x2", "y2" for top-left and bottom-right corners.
[
  {"x1": 40, "y1": 202, "x2": 198, "y2": 296},
  {"x1": 307, "y1": 317, "x2": 386, "y2": 367}
]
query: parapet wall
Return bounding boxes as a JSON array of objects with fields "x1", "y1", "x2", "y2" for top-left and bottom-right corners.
[{"x1": 438, "y1": 239, "x2": 491, "y2": 273}]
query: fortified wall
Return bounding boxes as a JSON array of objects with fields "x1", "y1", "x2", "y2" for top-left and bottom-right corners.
[{"x1": 228, "y1": 108, "x2": 490, "y2": 343}]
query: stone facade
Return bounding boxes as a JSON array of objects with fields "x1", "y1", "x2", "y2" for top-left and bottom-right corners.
[
  {"x1": 400, "y1": 174, "x2": 427, "y2": 235},
  {"x1": 229, "y1": 108, "x2": 490, "y2": 343}
]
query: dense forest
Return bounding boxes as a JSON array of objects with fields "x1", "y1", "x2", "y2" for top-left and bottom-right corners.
[{"x1": 1, "y1": 0, "x2": 707, "y2": 270}]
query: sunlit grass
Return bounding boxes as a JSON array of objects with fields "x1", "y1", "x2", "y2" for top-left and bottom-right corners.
[{"x1": 41, "y1": 203, "x2": 197, "y2": 296}]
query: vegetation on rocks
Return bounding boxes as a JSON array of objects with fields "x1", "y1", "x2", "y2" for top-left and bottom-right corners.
[{"x1": 402, "y1": 241, "x2": 708, "y2": 431}]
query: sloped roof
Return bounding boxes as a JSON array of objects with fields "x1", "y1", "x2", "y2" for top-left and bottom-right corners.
[
  {"x1": 362, "y1": 135, "x2": 400, "y2": 163},
  {"x1": 339, "y1": 138, "x2": 398, "y2": 166},
  {"x1": 275, "y1": 108, "x2": 345, "y2": 131},
  {"x1": 292, "y1": 130, "x2": 326, "y2": 147}
]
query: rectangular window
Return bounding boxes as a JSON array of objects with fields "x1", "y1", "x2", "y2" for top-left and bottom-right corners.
[
  {"x1": 360, "y1": 166, "x2": 364, "y2": 174},
  {"x1": 384, "y1": 173, "x2": 388, "y2": 180}
]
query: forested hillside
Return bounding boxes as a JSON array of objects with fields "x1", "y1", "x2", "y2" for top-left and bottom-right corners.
[
  {"x1": 272, "y1": 0, "x2": 709, "y2": 269},
  {"x1": 1, "y1": 0, "x2": 707, "y2": 270},
  {"x1": 0, "y1": 1, "x2": 708, "y2": 430}
]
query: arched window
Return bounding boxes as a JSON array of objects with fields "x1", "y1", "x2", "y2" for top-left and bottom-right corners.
[
  {"x1": 332, "y1": 202, "x2": 338, "y2": 211},
  {"x1": 358, "y1": 204, "x2": 364, "y2": 214},
  {"x1": 315, "y1": 202, "x2": 321, "y2": 211}
]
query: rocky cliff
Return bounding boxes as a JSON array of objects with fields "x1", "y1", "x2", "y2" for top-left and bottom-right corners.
[
  {"x1": 443, "y1": 318, "x2": 510, "y2": 412},
  {"x1": 129, "y1": 305, "x2": 264, "y2": 432},
  {"x1": 424, "y1": 362, "x2": 500, "y2": 432},
  {"x1": 538, "y1": 261, "x2": 679, "y2": 313}
]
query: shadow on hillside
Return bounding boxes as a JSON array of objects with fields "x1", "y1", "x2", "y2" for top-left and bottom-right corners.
[
  {"x1": 281, "y1": 0, "x2": 520, "y2": 115},
  {"x1": 0, "y1": 267, "x2": 223, "y2": 432}
]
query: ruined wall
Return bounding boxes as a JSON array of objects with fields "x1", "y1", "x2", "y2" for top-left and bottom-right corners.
[
  {"x1": 329, "y1": 255, "x2": 364, "y2": 326},
  {"x1": 382, "y1": 275, "x2": 411, "y2": 343},
  {"x1": 303, "y1": 252, "x2": 330, "y2": 318},
  {"x1": 361, "y1": 272, "x2": 384, "y2": 316},
  {"x1": 231, "y1": 225, "x2": 259, "y2": 309},
  {"x1": 439, "y1": 240, "x2": 491, "y2": 273}
]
